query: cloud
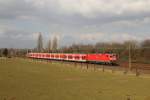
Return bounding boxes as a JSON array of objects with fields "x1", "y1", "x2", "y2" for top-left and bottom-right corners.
[
  {"x1": 0, "y1": 0, "x2": 150, "y2": 48},
  {"x1": 109, "y1": 17, "x2": 150, "y2": 28},
  {"x1": 25, "y1": 0, "x2": 150, "y2": 18},
  {"x1": 0, "y1": 25, "x2": 38, "y2": 48},
  {"x1": 60, "y1": 32, "x2": 150, "y2": 46}
]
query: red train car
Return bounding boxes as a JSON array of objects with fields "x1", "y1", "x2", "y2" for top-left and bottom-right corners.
[
  {"x1": 27, "y1": 53, "x2": 117, "y2": 65},
  {"x1": 87, "y1": 54, "x2": 117, "y2": 64}
]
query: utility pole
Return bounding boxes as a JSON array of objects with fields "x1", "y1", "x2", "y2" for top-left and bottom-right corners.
[{"x1": 129, "y1": 43, "x2": 132, "y2": 71}]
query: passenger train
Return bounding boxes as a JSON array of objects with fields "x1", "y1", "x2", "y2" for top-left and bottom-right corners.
[{"x1": 27, "y1": 53, "x2": 117, "y2": 65}]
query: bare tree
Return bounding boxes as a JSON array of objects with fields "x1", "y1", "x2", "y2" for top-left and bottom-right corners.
[
  {"x1": 141, "y1": 39, "x2": 150, "y2": 47},
  {"x1": 3, "y1": 48, "x2": 8, "y2": 57},
  {"x1": 140, "y1": 39, "x2": 150, "y2": 59},
  {"x1": 52, "y1": 36, "x2": 58, "y2": 51},
  {"x1": 37, "y1": 32, "x2": 43, "y2": 52},
  {"x1": 0, "y1": 49, "x2": 2, "y2": 57},
  {"x1": 123, "y1": 40, "x2": 138, "y2": 49},
  {"x1": 46, "y1": 39, "x2": 52, "y2": 52}
]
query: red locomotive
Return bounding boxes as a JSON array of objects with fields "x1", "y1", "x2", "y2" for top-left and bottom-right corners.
[{"x1": 27, "y1": 53, "x2": 117, "y2": 65}]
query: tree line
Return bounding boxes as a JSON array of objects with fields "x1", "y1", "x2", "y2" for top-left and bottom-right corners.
[
  {"x1": 36, "y1": 33, "x2": 150, "y2": 63},
  {"x1": 35, "y1": 32, "x2": 58, "y2": 53},
  {"x1": 33, "y1": 33, "x2": 150, "y2": 63},
  {"x1": 0, "y1": 33, "x2": 149, "y2": 63},
  {"x1": 66, "y1": 40, "x2": 150, "y2": 63}
]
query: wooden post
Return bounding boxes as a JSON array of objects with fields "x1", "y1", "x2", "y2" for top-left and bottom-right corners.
[
  {"x1": 75, "y1": 62, "x2": 77, "y2": 67},
  {"x1": 94, "y1": 64, "x2": 96, "y2": 71},
  {"x1": 86, "y1": 53, "x2": 89, "y2": 69},
  {"x1": 112, "y1": 68, "x2": 114, "y2": 73},
  {"x1": 102, "y1": 65, "x2": 104, "y2": 72},
  {"x1": 129, "y1": 43, "x2": 132, "y2": 71},
  {"x1": 124, "y1": 67, "x2": 128, "y2": 75},
  {"x1": 87, "y1": 63, "x2": 89, "y2": 69},
  {"x1": 81, "y1": 62, "x2": 82, "y2": 69},
  {"x1": 136, "y1": 67, "x2": 140, "y2": 76},
  {"x1": 126, "y1": 95, "x2": 131, "y2": 100}
]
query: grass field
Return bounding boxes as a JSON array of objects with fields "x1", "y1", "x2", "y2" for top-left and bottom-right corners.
[{"x1": 0, "y1": 58, "x2": 150, "y2": 100}]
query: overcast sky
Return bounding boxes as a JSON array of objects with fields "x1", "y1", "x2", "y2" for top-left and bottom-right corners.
[{"x1": 0, "y1": 0, "x2": 150, "y2": 48}]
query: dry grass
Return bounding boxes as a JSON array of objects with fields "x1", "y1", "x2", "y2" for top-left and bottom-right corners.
[{"x1": 0, "y1": 58, "x2": 150, "y2": 100}]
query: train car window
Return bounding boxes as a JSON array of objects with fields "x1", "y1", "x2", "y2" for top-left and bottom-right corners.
[
  {"x1": 75, "y1": 56, "x2": 80, "y2": 59},
  {"x1": 63, "y1": 55, "x2": 67, "y2": 58},
  {"x1": 113, "y1": 54, "x2": 116, "y2": 57},
  {"x1": 51, "y1": 55, "x2": 54, "y2": 58},
  {"x1": 46, "y1": 54, "x2": 50, "y2": 57},
  {"x1": 59, "y1": 55, "x2": 62, "y2": 58},
  {"x1": 62, "y1": 55, "x2": 65, "y2": 58},
  {"x1": 82, "y1": 56, "x2": 86, "y2": 60},
  {"x1": 68, "y1": 55, "x2": 73, "y2": 59},
  {"x1": 109, "y1": 55, "x2": 113, "y2": 58},
  {"x1": 55, "y1": 55, "x2": 59, "y2": 58}
]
